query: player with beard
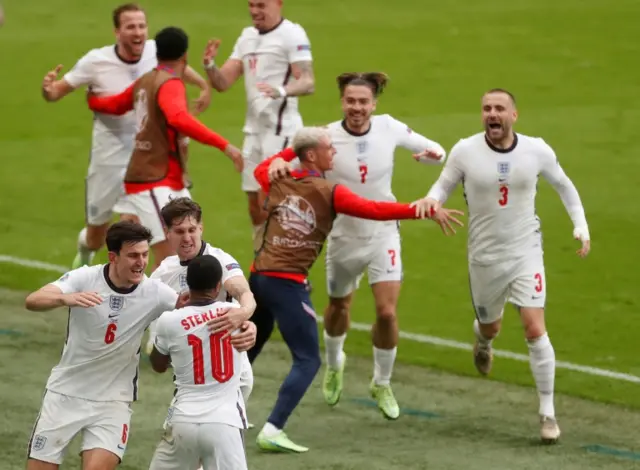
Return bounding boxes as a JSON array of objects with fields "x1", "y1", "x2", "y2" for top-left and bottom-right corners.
[
  {"x1": 40, "y1": 3, "x2": 211, "y2": 270},
  {"x1": 418, "y1": 88, "x2": 591, "y2": 443},
  {"x1": 316, "y1": 72, "x2": 451, "y2": 420}
]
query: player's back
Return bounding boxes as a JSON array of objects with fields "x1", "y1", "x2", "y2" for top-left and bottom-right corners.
[
  {"x1": 47, "y1": 264, "x2": 175, "y2": 402},
  {"x1": 325, "y1": 115, "x2": 401, "y2": 238},
  {"x1": 231, "y1": 20, "x2": 312, "y2": 135},
  {"x1": 63, "y1": 40, "x2": 158, "y2": 167},
  {"x1": 156, "y1": 302, "x2": 247, "y2": 428},
  {"x1": 454, "y1": 132, "x2": 550, "y2": 264}
]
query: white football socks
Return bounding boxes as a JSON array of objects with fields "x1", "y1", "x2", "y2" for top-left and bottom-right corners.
[
  {"x1": 323, "y1": 331, "x2": 346, "y2": 369},
  {"x1": 527, "y1": 333, "x2": 556, "y2": 418},
  {"x1": 261, "y1": 422, "x2": 280, "y2": 437},
  {"x1": 77, "y1": 227, "x2": 96, "y2": 264},
  {"x1": 473, "y1": 318, "x2": 494, "y2": 347},
  {"x1": 373, "y1": 346, "x2": 397, "y2": 386}
]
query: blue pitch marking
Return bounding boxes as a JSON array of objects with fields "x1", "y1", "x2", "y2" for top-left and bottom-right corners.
[
  {"x1": 0, "y1": 329, "x2": 23, "y2": 337},
  {"x1": 582, "y1": 445, "x2": 640, "y2": 461},
  {"x1": 349, "y1": 397, "x2": 441, "y2": 419}
]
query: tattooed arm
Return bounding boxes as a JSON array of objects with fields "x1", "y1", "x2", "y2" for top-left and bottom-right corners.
[
  {"x1": 285, "y1": 60, "x2": 315, "y2": 96},
  {"x1": 224, "y1": 276, "x2": 256, "y2": 321}
]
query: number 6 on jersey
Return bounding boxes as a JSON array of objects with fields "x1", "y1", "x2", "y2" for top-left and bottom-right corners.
[{"x1": 188, "y1": 333, "x2": 234, "y2": 384}]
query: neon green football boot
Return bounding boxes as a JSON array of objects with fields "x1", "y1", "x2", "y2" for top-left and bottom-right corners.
[
  {"x1": 322, "y1": 354, "x2": 346, "y2": 406},
  {"x1": 370, "y1": 380, "x2": 400, "y2": 420},
  {"x1": 256, "y1": 430, "x2": 309, "y2": 453}
]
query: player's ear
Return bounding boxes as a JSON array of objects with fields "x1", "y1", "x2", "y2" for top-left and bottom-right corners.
[{"x1": 107, "y1": 251, "x2": 117, "y2": 264}]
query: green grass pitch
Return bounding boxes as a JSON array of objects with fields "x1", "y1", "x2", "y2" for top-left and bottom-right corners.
[{"x1": 1, "y1": 0, "x2": 639, "y2": 468}]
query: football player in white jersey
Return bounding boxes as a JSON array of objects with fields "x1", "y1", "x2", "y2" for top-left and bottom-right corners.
[
  {"x1": 419, "y1": 89, "x2": 591, "y2": 443},
  {"x1": 40, "y1": 3, "x2": 211, "y2": 270},
  {"x1": 147, "y1": 197, "x2": 256, "y2": 413},
  {"x1": 149, "y1": 255, "x2": 251, "y2": 470},
  {"x1": 316, "y1": 73, "x2": 450, "y2": 420},
  {"x1": 201, "y1": 0, "x2": 315, "y2": 245},
  {"x1": 23, "y1": 221, "x2": 186, "y2": 470}
]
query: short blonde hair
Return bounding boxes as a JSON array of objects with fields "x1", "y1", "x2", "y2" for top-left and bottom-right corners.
[{"x1": 292, "y1": 127, "x2": 330, "y2": 159}]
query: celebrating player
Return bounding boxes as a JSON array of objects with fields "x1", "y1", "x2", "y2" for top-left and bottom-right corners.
[
  {"x1": 319, "y1": 72, "x2": 449, "y2": 420},
  {"x1": 40, "y1": 3, "x2": 211, "y2": 270},
  {"x1": 24, "y1": 221, "x2": 185, "y2": 470},
  {"x1": 86, "y1": 26, "x2": 243, "y2": 272},
  {"x1": 149, "y1": 255, "x2": 253, "y2": 470},
  {"x1": 147, "y1": 197, "x2": 256, "y2": 411},
  {"x1": 419, "y1": 89, "x2": 591, "y2": 443},
  {"x1": 247, "y1": 127, "x2": 463, "y2": 452},
  {"x1": 201, "y1": 0, "x2": 315, "y2": 245}
]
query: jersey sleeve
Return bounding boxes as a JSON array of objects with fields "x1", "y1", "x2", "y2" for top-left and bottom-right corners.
[
  {"x1": 286, "y1": 24, "x2": 313, "y2": 63},
  {"x1": 152, "y1": 283, "x2": 180, "y2": 321},
  {"x1": 217, "y1": 251, "x2": 244, "y2": 284},
  {"x1": 50, "y1": 266, "x2": 90, "y2": 294},
  {"x1": 63, "y1": 51, "x2": 97, "y2": 88},
  {"x1": 386, "y1": 115, "x2": 446, "y2": 164},
  {"x1": 229, "y1": 33, "x2": 243, "y2": 61},
  {"x1": 537, "y1": 139, "x2": 589, "y2": 231},
  {"x1": 425, "y1": 140, "x2": 465, "y2": 203},
  {"x1": 153, "y1": 314, "x2": 171, "y2": 356}
]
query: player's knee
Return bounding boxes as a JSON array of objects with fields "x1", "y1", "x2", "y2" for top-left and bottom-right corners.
[
  {"x1": 520, "y1": 308, "x2": 546, "y2": 340},
  {"x1": 327, "y1": 297, "x2": 351, "y2": 317},
  {"x1": 85, "y1": 224, "x2": 109, "y2": 251},
  {"x1": 479, "y1": 320, "x2": 501, "y2": 339},
  {"x1": 375, "y1": 304, "x2": 397, "y2": 325}
]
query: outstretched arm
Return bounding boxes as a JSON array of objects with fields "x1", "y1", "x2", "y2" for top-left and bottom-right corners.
[
  {"x1": 425, "y1": 144, "x2": 464, "y2": 203},
  {"x1": 333, "y1": 185, "x2": 418, "y2": 220},
  {"x1": 87, "y1": 82, "x2": 136, "y2": 115}
]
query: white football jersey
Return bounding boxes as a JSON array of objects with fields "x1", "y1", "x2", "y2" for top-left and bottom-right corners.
[
  {"x1": 150, "y1": 242, "x2": 244, "y2": 302},
  {"x1": 426, "y1": 132, "x2": 588, "y2": 265},
  {"x1": 63, "y1": 40, "x2": 158, "y2": 168},
  {"x1": 154, "y1": 302, "x2": 247, "y2": 428},
  {"x1": 47, "y1": 264, "x2": 178, "y2": 402},
  {"x1": 229, "y1": 19, "x2": 312, "y2": 135},
  {"x1": 325, "y1": 114, "x2": 446, "y2": 238}
]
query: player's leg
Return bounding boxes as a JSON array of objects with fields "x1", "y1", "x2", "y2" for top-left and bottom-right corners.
[
  {"x1": 322, "y1": 236, "x2": 368, "y2": 406},
  {"x1": 508, "y1": 254, "x2": 559, "y2": 443},
  {"x1": 27, "y1": 391, "x2": 90, "y2": 470},
  {"x1": 255, "y1": 276, "x2": 320, "y2": 453},
  {"x1": 246, "y1": 273, "x2": 276, "y2": 364},
  {"x1": 366, "y1": 232, "x2": 404, "y2": 419},
  {"x1": 199, "y1": 423, "x2": 248, "y2": 470},
  {"x1": 240, "y1": 134, "x2": 267, "y2": 247},
  {"x1": 73, "y1": 170, "x2": 123, "y2": 268},
  {"x1": 148, "y1": 423, "x2": 200, "y2": 470},
  {"x1": 468, "y1": 262, "x2": 510, "y2": 375},
  {"x1": 80, "y1": 401, "x2": 133, "y2": 470}
]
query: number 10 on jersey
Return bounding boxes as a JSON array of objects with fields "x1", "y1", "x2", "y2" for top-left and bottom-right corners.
[{"x1": 188, "y1": 333, "x2": 234, "y2": 384}]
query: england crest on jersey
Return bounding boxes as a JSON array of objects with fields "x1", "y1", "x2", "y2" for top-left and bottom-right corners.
[
  {"x1": 356, "y1": 141, "x2": 368, "y2": 154},
  {"x1": 497, "y1": 162, "x2": 510, "y2": 183},
  {"x1": 109, "y1": 295, "x2": 125, "y2": 311},
  {"x1": 179, "y1": 273, "x2": 188, "y2": 290}
]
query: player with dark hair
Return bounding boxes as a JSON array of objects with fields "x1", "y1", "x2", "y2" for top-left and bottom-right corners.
[
  {"x1": 246, "y1": 126, "x2": 463, "y2": 452},
  {"x1": 40, "y1": 4, "x2": 211, "y2": 270},
  {"x1": 148, "y1": 254, "x2": 253, "y2": 470},
  {"x1": 419, "y1": 88, "x2": 591, "y2": 443},
  {"x1": 86, "y1": 26, "x2": 243, "y2": 271}
]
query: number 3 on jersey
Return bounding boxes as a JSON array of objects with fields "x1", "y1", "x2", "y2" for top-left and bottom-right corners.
[
  {"x1": 498, "y1": 185, "x2": 509, "y2": 206},
  {"x1": 359, "y1": 164, "x2": 368, "y2": 183},
  {"x1": 188, "y1": 333, "x2": 234, "y2": 384}
]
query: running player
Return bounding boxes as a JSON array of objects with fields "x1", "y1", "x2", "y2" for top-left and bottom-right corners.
[
  {"x1": 320, "y1": 72, "x2": 449, "y2": 420},
  {"x1": 419, "y1": 88, "x2": 591, "y2": 443}
]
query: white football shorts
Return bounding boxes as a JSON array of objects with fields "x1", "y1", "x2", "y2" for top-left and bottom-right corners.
[
  {"x1": 325, "y1": 231, "x2": 403, "y2": 298},
  {"x1": 468, "y1": 251, "x2": 546, "y2": 324},
  {"x1": 113, "y1": 186, "x2": 191, "y2": 246},
  {"x1": 85, "y1": 165, "x2": 127, "y2": 226},
  {"x1": 28, "y1": 390, "x2": 132, "y2": 465},
  {"x1": 241, "y1": 132, "x2": 293, "y2": 192},
  {"x1": 149, "y1": 422, "x2": 247, "y2": 470}
]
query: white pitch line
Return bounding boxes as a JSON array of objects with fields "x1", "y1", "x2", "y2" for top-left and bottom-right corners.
[{"x1": 2, "y1": 253, "x2": 639, "y2": 384}]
